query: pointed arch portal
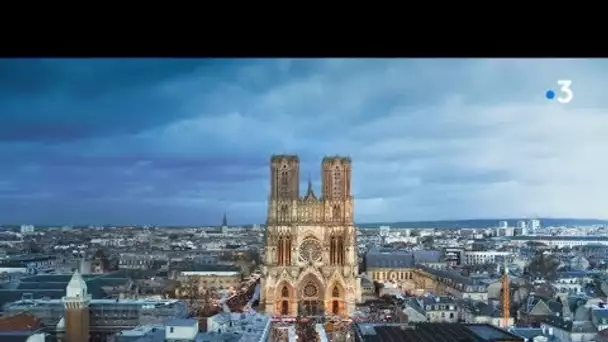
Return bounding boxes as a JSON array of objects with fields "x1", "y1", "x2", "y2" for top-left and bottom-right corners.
[
  {"x1": 328, "y1": 281, "x2": 345, "y2": 316},
  {"x1": 275, "y1": 282, "x2": 294, "y2": 316},
  {"x1": 298, "y1": 273, "x2": 325, "y2": 316}
]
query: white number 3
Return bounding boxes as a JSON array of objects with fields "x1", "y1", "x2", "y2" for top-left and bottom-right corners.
[{"x1": 557, "y1": 80, "x2": 573, "y2": 104}]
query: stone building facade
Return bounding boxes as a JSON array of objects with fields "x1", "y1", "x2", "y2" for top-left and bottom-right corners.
[{"x1": 261, "y1": 155, "x2": 361, "y2": 317}]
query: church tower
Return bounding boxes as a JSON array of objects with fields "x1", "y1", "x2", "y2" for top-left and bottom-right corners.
[
  {"x1": 62, "y1": 269, "x2": 90, "y2": 342},
  {"x1": 222, "y1": 212, "x2": 228, "y2": 227},
  {"x1": 322, "y1": 156, "x2": 353, "y2": 223},
  {"x1": 261, "y1": 155, "x2": 360, "y2": 318},
  {"x1": 267, "y1": 154, "x2": 300, "y2": 224}
]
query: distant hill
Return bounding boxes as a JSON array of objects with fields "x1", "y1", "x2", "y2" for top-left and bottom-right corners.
[
  {"x1": 4, "y1": 218, "x2": 608, "y2": 229},
  {"x1": 355, "y1": 218, "x2": 608, "y2": 229}
]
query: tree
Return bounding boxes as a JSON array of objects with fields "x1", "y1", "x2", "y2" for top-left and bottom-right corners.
[
  {"x1": 235, "y1": 259, "x2": 255, "y2": 276},
  {"x1": 26, "y1": 241, "x2": 42, "y2": 254},
  {"x1": 163, "y1": 280, "x2": 180, "y2": 299},
  {"x1": 420, "y1": 236, "x2": 434, "y2": 248},
  {"x1": 526, "y1": 252, "x2": 559, "y2": 281},
  {"x1": 526, "y1": 241, "x2": 548, "y2": 248},
  {"x1": 94, "y1": 249, "x2": 111, "y2": 271},
  {"x1": 173, "y1": 276, "x2": 219, "y2": 317}
]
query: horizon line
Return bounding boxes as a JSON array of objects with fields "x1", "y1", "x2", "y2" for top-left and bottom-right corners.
[{"x1": 3, "y1": 217, "x2": 608, "y2": 227}]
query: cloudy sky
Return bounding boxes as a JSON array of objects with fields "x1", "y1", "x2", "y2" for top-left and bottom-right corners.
[{"x1": 0, "y1": 58, "x2": 606, "y2": 225}]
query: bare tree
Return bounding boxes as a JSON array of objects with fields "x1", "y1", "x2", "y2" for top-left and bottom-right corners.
[
  {"x1": 94, "y1": 249, "x2": 112, "y2": 271},
  {"x1": 171, "y1": 277, "x2": 219, "y2": 316},
  {"x1": 526, "y1": 252, "x2": 559, "y2": 281},
  {"x1": 420, "y1": 236, "x2": 434, "y2": 249}
]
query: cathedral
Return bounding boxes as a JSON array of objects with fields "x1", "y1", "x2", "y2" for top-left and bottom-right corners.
[{"x1": 260, "y1": 155, "x2": 361, "y2": 317}]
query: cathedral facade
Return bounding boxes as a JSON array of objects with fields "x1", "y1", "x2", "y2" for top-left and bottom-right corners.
[{"x1": 260, "y1": 155, "x2": 361, "y2": 317}]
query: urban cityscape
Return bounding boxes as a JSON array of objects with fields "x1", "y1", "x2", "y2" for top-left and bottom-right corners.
[{"x1": 0, "y1": 59, "x2": 607, "y2": 342}]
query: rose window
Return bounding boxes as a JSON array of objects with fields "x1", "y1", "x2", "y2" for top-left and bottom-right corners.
[
  {"x1": 298, "y1": 239, "x2": 322, "y2": 263},
  {"x1": 303, "y1": 283, "x2": 318, "y2": 297}
]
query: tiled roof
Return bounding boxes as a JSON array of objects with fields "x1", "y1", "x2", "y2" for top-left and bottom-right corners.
[
  {"x1": 594, "y1": 309, "x2": 608, "y2": 320},
  {"x1": 457, "y1": 299, "x2": 500, "y2": 317},
  {"x1": 16, "y1": 282, "x2": 66, "y2": 290},
  {"x1": 0, "y1": 332, "x2": 39, "y2": 342},
  {"x1": 357, "y1": 323, "x2": 524, "y2": 342},
  {"x1": 416, "y1": 265, "x2": 482, "y2": 286},
  {"x1": 6, "y1": 273, "x2": 131, "y2": 304},
  {"x1": 365, "y1": 250, "x2": 441, "y2": 269},
  {"x1": 0, "y1": 314, "x2": 41, "y2": 331},
  {"x1": 509, "y1": 236, "x2": 608, "y2": 241},
  {"x1": 509, "y1": 327, "x2": 543, "y2": 340},
  {"x1": 542, "y1": 315, "x2": 597, "y2": 333},
  {"x1": 597, "y1": 327, "x2": 608, "y2": 338},
  {"x1": 0, "y1": 290, "x2": 65, "y2": 309}
]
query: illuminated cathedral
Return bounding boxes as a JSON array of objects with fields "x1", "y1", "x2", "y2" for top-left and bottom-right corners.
[{"x1": 260, "y1": 155, "x2": 360, "y2": 317}]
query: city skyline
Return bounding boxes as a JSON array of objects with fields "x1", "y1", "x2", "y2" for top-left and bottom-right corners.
[{"x1": 0, "y1": 58, "x2": 607, "y2": 225}]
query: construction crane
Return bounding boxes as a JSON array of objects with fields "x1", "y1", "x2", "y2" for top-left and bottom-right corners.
[{"x1": 502, "y1": 260, "x2": 511, "y2": 329}]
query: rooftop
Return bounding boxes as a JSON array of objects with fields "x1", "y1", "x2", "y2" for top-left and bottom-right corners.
[
  {"x1": 0, "y1": 272, "x2": 132, "y2": 308},
  {"x1": 508, "y1": 236, "x2": 608, "y2": 241},
  {"x1": 4, "y1": 297, "x2": 185, "y2": 311},
  {"x1": 0, "y1": 314, "x2": 41, "y2": 332},
  {"x1": 417, "y1": 265, "x2": 485, "y2": 287},
  {"x1": 0, "y1": 331, "x2": 43, "y2": 342},
  {"x1": 357, "y1": 323, "x2": 524, "y2": 342},
  {"x1": 365, "y1": 250, "x2": 441, "y2": 269},
  {"x1": 167, "y1": 318, "x2": 197, "y2": 327}
]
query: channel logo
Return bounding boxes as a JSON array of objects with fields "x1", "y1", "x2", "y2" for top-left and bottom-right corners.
[{"x1": 545, "y1": 80, "x2": 573, "y2": 104}]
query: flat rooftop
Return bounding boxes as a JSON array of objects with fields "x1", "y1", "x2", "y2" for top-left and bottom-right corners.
[{"x1": 356, "y1": 323, "x2": 524, "y2": 342}]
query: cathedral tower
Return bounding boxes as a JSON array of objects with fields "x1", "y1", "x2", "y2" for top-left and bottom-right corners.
[
  {"x1": 262, "y1": 155, "x2": 360, "y2": 318},
  {"x1": 322, "y1": 156, "x2": 353, "y2": 223},
  {"x1": 268, "y1": 154, "x2": 300, "y2": 224},
  {"x1": 62, "y1": 269, "x2": 90, "y2": 342}
]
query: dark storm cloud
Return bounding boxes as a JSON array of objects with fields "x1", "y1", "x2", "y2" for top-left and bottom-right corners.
[
  {"x1": 0, "y1": 58, "x2": 607, "y2": 224},
  {"x1": 2, "y1": 154, "x2": 267, "y2": 171},
  {"x1": 0, "y1": 196, "x2": 224, "y2": 225},
  {"x1": 0, "y1": 157, "x2": 267, "y2": 191},
  {"x1": 0, "y1": 59, "x2": 213, "y2": 141},
  {"x1": 0, "y1": 122, "x2": 94, "y2": 142},
  {"x1": 0, "y1": 59, "x2": 205, "y2": 97}
]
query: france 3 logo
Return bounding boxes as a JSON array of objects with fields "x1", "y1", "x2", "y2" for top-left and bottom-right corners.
[{"x1": 545, "y1": 80, "x2": 573, "y2": 104}]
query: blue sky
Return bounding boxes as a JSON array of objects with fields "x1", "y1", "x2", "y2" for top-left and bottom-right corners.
[{"x1": 0, "y1": 58, "x2": 606, "y2": 225}]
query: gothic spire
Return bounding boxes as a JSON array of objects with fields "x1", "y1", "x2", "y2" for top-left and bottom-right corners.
[
  {"x1": 222, "y1": 212, "x2": 228, "y2": 227},
  {"x1": 304, "y1": 176, "x2": 317, "y2": 200}
]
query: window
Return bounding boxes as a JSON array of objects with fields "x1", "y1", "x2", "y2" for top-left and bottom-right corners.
[
  {"x1": 279, "y1": 168, "x2": 290, "y2": 196},
  {"x1": 332, "y1": 166, "x2": 342, "y2": 198},
  {"x1": 169, "y1": 327, "x2": 174, "y2": 333},
  {"x1": 333, "y1": 204, "x2": 341, "y2": 220}
]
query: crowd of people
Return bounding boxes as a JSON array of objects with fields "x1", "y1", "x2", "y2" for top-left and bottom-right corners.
[
  {"x1": 268, "y1": 315, "x2": 357, "y2": 342},
  {"x1": 296, "y1": 319, "x2": 319, "y2": 342},
  {"x1": 351, "y1": 296, "x2": 407, "y2": 324},
  {"x1": 324, "y1": 320, "x2": 354, "y2": 342},
  {"x1": 225, "y1": 279, "x2": 258, "y2": 312},
  {"x1": 269, "y1": 323, "x2": 292, "y2": 342}
]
